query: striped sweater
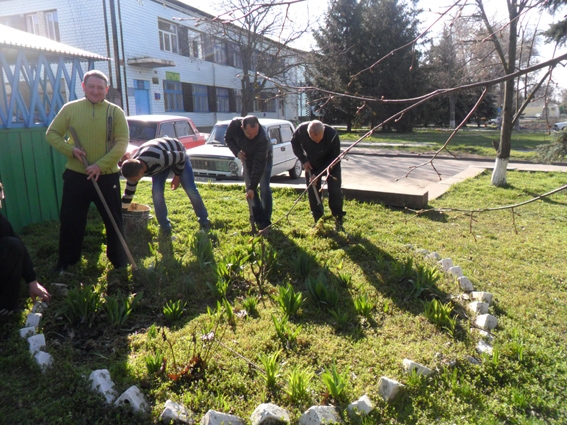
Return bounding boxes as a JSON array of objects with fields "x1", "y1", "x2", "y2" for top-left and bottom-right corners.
[
  {"x1": 121, "y1": 137, "x2": 186, "y2": 209},
  {"x1": 46, "y1": 98, "x2": 128, "y2": 174}
]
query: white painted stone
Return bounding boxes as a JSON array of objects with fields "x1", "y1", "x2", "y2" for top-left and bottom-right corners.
[
  {"x1": 402, "y1": 359, "x2": 433, "y2": 376},
  {"x1": 476, "y1": 340, "x2": 493, "y2": 355},
  {"x1": 427, "y1": 251, "x2": 441, "y2": 261},
  {"x1": 89, "y1": 369, "x2": 118, "y2": 404},
  {"x1": 32, "y1": 301, "x2": 48, "y2": 314},
  {"x1": 34, "y1": 350, "x2": 53, "y2": 371},
  {"x1": 201, "y1": 409, "x2": 245, "y2": 425},
  {"x1": 347, "y1": 394, "x2": 374, "y2": 416},
  {"x1": 448, "y1": 266, "x2": 463, "y2": 278},
  {"x1": 159, "y1": 399, "x2": 192, "y2": 424},
  {"x1": 475, "y1": 314, "x2": 498, "y2": 331},
  {"x1": 458, "y1": 276, "x2": 474, "y2": 292},
  {"x1": 114, "y1": 385, "x2": 149, "y2": 413},
  {"x1": 471, "y1": 291, "x2": 493, "y2": 305},
  {"x1": 298, "y1": 406, "x2": 342, "y2": 425},
  {"x1": 27, "y1": 333, "x2": 45, "y2": 354},
  {"x1": 52, "y1": 283, "x2": 69, "y2": 296},
  {"x1": 467, "y1": 301, "x2": 489, "y2": 315},
  {"x1": 378, "y1": 376, "x2": 403, "y2": 402},
  {"x1": 250, "y1": 403, "x2": 290, "y2": 425},
  {"x1": 19, "y1": 326, "x2": 36, "y2": 339},
  {"x1": 478, "y1": 329, "x2": 494, "y2": 342},
  {"x1": 438, "y1": 258, "x2": 453, "y2": 271},
  {"x1": 25, "y1": 312, "x2": 42, "y2": 328}
]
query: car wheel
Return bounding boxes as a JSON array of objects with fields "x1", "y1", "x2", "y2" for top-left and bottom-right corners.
[{"x1": 289, "y1": 159, "x2": 302, "y2": 179}]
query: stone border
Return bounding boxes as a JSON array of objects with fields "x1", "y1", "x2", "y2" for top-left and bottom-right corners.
[{"x1": 18, "y1": 249, "x2": 499, "y2": 424}]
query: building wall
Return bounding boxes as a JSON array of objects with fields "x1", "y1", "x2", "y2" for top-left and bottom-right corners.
[{"x1": 0, "y1": 0, "x2": 302, "y2": 131}]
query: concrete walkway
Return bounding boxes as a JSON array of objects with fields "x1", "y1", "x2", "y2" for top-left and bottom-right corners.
[{"x1": 270, "y1": 144, "x2": 567, "y2": 209}]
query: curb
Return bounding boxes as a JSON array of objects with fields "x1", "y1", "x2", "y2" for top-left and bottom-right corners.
[{"x1": 340, "y1": 143, "x2": 567, "y2": 166}]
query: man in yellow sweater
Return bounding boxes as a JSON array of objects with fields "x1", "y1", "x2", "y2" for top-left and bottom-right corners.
[{"x1": 46, "y1": 70, "x2": 129, "y2": 272}]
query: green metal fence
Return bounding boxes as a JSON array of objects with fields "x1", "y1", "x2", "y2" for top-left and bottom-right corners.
[{"x1": 0, "y1": 127, "x2": 66, "y2": 232}]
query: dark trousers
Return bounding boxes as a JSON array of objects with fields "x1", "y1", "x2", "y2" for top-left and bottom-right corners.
[
  {"x1": 243, "y1": 154, "x2": 273, "y2": 230},
  {"x1": 0, "y1": 236, "x2": 25, "y2": 310},
  {"x1": 57, "y1": 169, "x2": 127, "y2": 269},
  {"x1": 306, "y1": 163, "x2": 345, "y2": 222}
]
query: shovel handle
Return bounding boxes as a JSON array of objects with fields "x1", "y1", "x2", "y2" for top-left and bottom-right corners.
[
  {"x1": 68, "y1": 127, "x2": 137, "y2": 270},
  {"x1": 241, "y1": 161, "x2": 257, "y2": 234}
]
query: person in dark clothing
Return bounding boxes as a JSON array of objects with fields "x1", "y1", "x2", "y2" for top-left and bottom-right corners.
[
  {"x1": 121, "y1": 137, "x2": 211, "y2": 234},
  {"x1": 291, "y1": 120, "x2": 345, "y2": 229},
  {"x1": 224, "y1": 115, "x2": 272, "y2": 231},
  {"x1": 0, "y1": 183, "x2": 51, "y2": 316}
]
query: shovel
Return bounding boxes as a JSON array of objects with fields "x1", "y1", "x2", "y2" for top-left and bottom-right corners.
[
  {"x1": 241, "y1": 161, "x2": 257, "y2": 234},
  {"x1": 307, "y1": 169, "x2": 322, "y2": 206},
  {"x1": 68, "y1": 126, "x2": 137, "y2": 269}
]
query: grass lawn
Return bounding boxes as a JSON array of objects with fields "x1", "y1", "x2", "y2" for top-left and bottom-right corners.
[
  {"x1": 1, "y1": 169, "x2": 566, "y2": 424},
  {"x1": 339, "y1": 127, "x2": 559, "y2": 160}
]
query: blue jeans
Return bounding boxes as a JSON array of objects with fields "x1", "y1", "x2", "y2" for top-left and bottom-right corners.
[{"x1": 151, "y1": 158, "x2": 209, "y2": 230}]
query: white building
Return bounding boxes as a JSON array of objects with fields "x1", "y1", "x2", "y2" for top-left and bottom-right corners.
[{"x1": 0, "y1": 0, "x2": 304, "y2": 131}]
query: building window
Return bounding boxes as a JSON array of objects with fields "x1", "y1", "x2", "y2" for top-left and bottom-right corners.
[
  {"x1": 255, "y1": 92, "x2": 276, "y2": 112},
  {"x1": 231, "y1": 44, "x2": 243, "y2": 69},
  {"x1": 214, "y1": 40, "x2": 228, "y2": 65},
  {"x1": 159, "y1": 19, "x2": 178, "y2": 54},
  {"x1": 234, "y1": 89, "x2": 242, "y2": 114},
  {"x1": 25, "y1": 14, "x2": 40, "y2": 35},
  {"x1": 193, "y1": 84, "x2": 209, "y2": 112},
  {"x1": 216, "y1": 88, "x2": 229, "y2": 112},
  {"x1": 45, "y1": 11, "x2": 60, "y2": 41},
  {"x1": 189, "y1": 31, "x2": 202, "y2": 58},
  {"x1": 164, "y1": 81, "x2": 183, "y2": 111}
]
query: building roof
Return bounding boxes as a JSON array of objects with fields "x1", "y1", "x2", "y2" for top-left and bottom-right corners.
[{"x1": 0, "y1": 24, "x2": 108, "y2": 63}]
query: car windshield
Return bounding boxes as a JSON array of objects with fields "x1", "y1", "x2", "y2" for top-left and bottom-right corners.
[
  {"x1": 128, "y1": 122, "x2": 158, "y2": 141},
  {"x1": 206, "y1": 124, "x2": 228, "y2": 145}
]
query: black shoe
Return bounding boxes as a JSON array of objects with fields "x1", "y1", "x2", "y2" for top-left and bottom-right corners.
[
  {"x1": 335, "y1": 216, "x2": 345, "y2": 231},
  {"x1": 199, "y1": 220, "x2": 212, "y2": 231}
]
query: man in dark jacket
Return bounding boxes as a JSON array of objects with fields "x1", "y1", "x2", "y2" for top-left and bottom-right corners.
[
  {"x1": 0, "y1": 183, "x2": 51, "y2": 316},
  {"x1": 291, "y1": 120, "x2": 345, "y2": 229},
  {"x1": 121, "y1": 137, "x2": 211, "y2": 234},
  {"x1": 224, "y1": 115, "x2": 272, "y2": 231}
]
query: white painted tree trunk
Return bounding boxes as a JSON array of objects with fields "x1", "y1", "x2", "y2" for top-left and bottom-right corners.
[{"x1": 491, "y1": 157, "x2": 509, "y2": 186}]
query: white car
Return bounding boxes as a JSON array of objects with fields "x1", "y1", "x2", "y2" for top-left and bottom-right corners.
[
  {"x1": 552, "y1": 121, "x2": 567, "y2": 131},
  {"x1": 188, "y1": 119, "x2": 302, "y2": 181}
]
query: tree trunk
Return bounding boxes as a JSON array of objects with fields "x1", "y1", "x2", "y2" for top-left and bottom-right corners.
[
  {"x1": 241, "y1": 75, "x2": 254, "y2": 117},
  {"x1": 449, "y1": 94, "x2": 456, "y2": 128},
  {"x1": 490, "y1": 0, "x2": 518, "y2": 187},
  {"x1": 491, "y1": 157, "x2": 509, "y2": 186}
]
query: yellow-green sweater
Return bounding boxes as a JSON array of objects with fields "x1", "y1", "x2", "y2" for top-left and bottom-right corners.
[{"x1": 46, "y1": 98, "x2": 129, "y2": 174}]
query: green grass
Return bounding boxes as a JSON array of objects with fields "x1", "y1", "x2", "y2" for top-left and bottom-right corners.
[
  {"x1": 1, "y1": 169, "x2": 567, "y2": 424},
  {"x1": 339, "y1": 128, "x2": 559, "y2": 160}
]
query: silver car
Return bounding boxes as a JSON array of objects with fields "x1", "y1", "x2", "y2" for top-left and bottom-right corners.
[
  {"x1": 188, "y1": 119, "x2": 302, "y2": 180},
  {"x1": 552, "y1": 121, "x2": 567, "y2": 131}
]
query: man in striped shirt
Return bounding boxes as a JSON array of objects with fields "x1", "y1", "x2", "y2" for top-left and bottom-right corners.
[{"x1": 121, "y1": 137, "x2": 210, "y2": 234}]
